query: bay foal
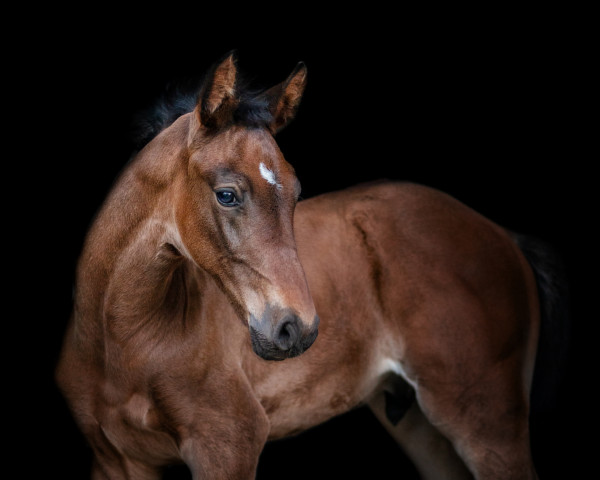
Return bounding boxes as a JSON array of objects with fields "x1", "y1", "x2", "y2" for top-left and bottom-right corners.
[{"x1": 57, "y1": 53, "x2": 567, "y2": 479}]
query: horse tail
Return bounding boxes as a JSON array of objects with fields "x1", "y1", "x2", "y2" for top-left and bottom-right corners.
[{"x1": 513, "y1": 233, "x2": 571, "y2": 421}]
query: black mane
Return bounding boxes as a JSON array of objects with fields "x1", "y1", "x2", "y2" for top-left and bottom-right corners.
[{"x1": 131, "y1": 75, "x2": 273, "y2": 151}]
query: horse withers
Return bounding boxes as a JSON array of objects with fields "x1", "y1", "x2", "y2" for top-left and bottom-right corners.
[{"x1": 56, "y1": 53, "x2": 568, "y2": 480}]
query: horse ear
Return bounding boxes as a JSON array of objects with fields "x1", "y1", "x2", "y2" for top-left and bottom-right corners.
[
  {"x1": 263, "y1": 62, "x2": 307, "y2": 134},
  {"x1": 197, "y1": 51, "x2": 238, "y2": 128}
]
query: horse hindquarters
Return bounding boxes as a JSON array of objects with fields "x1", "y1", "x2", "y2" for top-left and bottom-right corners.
[
  {"x1": 371, "y1": 311, "x2": 539, "y2": 479},
  {"x1": 349, "y1": 184, "x2": 542, "y2": 478},
  {"x1": 397, "y1": 274, "x2": 539, "y2": 479},
  {"x1": 367, "y1": 352, "x2": 537, "y2": 480}
]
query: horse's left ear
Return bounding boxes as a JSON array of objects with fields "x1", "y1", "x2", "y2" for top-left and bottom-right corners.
[{"x1": 263, "y1": 62, "x2": 307, "y2": 134}]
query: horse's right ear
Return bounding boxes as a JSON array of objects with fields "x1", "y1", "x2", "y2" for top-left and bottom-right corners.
[{"x1": 196, "y1": 51, "x2": 239, "y2": 129}]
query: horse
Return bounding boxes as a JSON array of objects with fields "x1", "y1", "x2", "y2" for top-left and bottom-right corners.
[{"x1": 56, "y1": 52, "x2": 569, "y2": 479}]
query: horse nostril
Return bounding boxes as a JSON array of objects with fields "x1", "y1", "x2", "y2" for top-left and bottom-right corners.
[{"x1": 274, "y1": 316, "x2": 300, "y2": 351}]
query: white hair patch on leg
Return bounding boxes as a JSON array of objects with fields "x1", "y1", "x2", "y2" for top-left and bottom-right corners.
[{"x1": 259, "y1": 162, "x2": 283, "y2": 190}]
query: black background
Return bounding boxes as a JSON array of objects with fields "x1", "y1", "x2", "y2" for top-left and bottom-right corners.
[{"x1": 18, "y1": 7, "x2": 594, "y2": 479}]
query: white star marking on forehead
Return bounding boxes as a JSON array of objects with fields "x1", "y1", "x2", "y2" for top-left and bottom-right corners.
[{"x1": 259, "y1": 162, "x2": 283, "y2": 190}]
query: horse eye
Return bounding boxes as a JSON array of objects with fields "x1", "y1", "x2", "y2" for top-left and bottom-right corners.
[{"x1": 215, "y1": 189, "x2": 239, "y2": 207}]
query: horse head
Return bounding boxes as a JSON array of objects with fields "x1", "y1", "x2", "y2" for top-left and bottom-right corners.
[{"x1": 171, "y1": 52, "x2": 318, "y2": 360}]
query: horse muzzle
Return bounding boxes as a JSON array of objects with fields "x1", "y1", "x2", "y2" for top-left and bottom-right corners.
[{"x1": 249, "y1": 306, "x2": 319, "y2": 361}]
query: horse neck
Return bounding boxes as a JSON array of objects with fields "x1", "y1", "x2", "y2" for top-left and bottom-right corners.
[{"x1": 72, "y1": 114, "x2": 206, "y2": 354}]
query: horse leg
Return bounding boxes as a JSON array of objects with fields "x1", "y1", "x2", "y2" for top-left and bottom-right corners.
[
  {"x1": 90, "y1": 456, "x2": 162, "y2": 480},
  {"x1": 414, "y1": 357, "x2": 538, "y2": 480},
  {"x1": 179, "y1": 414, "x2": 270, "y2": 480},
  {"x1": 86, "y1": 427, "x2": 162, "y2": 480},
  {"x1": 170, "y1": 372, "x2": 271, "y2": 480},
  {"x1": 368, "y1": 390, "x2": 473, "y2": 480}
]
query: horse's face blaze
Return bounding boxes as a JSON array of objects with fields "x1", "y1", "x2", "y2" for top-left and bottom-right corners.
[{"x1": 174, "y1": 54, "x2": 317, "y2": 359}]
